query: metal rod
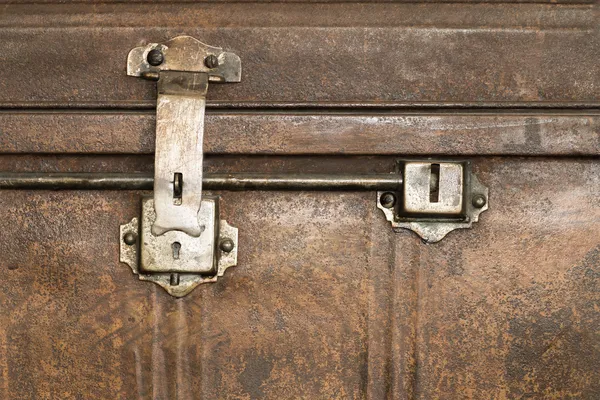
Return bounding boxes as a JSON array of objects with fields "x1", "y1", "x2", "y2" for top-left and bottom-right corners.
[{"x1": 0, "y1": 172, "x2": 402, "y2": 191}]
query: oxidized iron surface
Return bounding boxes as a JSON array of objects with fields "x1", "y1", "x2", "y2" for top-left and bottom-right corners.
[
  {"x1": 0, "y1": 158, "x2": 599, "y2": 399},
  {"x1": 0, "y1": 0, "x2": 598, "y2": 398},
  {"x1": 0, "y1": 3, "x2": 597, "y2": 107},
  {"x1": 1, "y1": 112, "x2": 598, "y2": 156}
]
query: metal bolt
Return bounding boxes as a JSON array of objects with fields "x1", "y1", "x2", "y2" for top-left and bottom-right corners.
[
  {"x1": 204, "y1": 54, "x2": 219, "y2": 69},
  {"x1": 220, "y1": 239, "x2": 234, "y2": 253},
  {"x1": 380, "y1": 192, "x2": 396, "y2": 208},
  {"x1": 147, "y1": 49, "x2": 164, "y2": 66},
  {"x1": 123, "y1": 232, "x2": 137, "y2": 245},
  {"x1": 472, "y1": 194, "x2": 487, "y2": 208}
]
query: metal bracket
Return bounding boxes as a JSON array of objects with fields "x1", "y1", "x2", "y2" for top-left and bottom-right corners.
[
  {"x1": 120, "y1": 36, "x2": 241, "y2": 297},
  {"x1": 377, "y1": 160, "x2": 488, "y2": 243}
]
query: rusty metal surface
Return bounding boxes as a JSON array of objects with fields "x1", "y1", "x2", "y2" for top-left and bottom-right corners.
[
  {"x1": 0, "y1": 0, "x2": 598, "y2": 398},
  {"x1": 0, "y1": 111, "x2": 599, "y2": 155},
  {"x1": 0, "y1": 3, "x2": 597, "y2": 106},
  {"x1": 407, "y1": 159, "x2": 600, "y2": 399},
  {"x1": 0, "y1": 158, "x2": 598, "y2": 399}
]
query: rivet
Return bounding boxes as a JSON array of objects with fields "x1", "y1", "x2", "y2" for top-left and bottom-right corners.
[
  {"x1": 220, "y1": 239, "x2": 234, "y2": 253},
  {"x1": 380, "y1": 192, "x2": 396, "y2": 209},
  {"x1": 472, "y1": 194, "x2": 487, "y2": 209},
  {"x1": 123, "y1": 232, "x2": 137, "y2": 245},
  {"x1": 204, "y1": 54, "x2": 219, "y2": 69},
  {"x1": 147, "y1": 49, "x2": 164, "y2": 66}
]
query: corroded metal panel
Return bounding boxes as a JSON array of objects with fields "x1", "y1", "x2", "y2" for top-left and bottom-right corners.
[
  {"x1": 0, "y1": 112, "x2": 598, "y2": 156},
  {"x1": 0, "y1": 1, "x2": 597, "y2": 398},
  {"x1": 0, "y1": 3, "x2": 597, "y2": 106},
  {"x1": 0, "y1": 159, "x2": 598, "y2": 399}
]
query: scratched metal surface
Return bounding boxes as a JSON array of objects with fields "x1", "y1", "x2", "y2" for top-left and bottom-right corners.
[
  {"x1": 0, "y1": 112, "x2": 598, "y2": 156},
  {"x1": 1, "y1": 0, "x2": 596, "y2": 3},
  {"x1": 0, "y1": 1, "x2": 599, "y2": 399}
]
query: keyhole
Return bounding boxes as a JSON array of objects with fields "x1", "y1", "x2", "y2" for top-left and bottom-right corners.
[
  {"x1": 429, "y1": 164, "x2": 440, "y2": 203},
  {"x1": 173, "y1": 173, "x2": 183, "y2": 205},
  {"x1": 172, "y1": 242, "x2": 181, "y2": 260}
]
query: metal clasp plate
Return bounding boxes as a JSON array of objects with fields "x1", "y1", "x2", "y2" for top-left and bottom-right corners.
[
  {"x1": 378, "y1": 160, "x2": 488, "y2": 243},
  {"x1": 120, "y1": 197, "x2": 238, "y2": 297}
]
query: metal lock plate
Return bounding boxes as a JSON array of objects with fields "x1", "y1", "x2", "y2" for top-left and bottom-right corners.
[
  {"x1": 378, "y1": 160, "x2": 488, "y2": 243},
  {"x1": 140, "y1": 197, "x2": 219, "y2": 275},
  {"x1": 120, "y1": 196, "x2": 238, "y2": 297}
]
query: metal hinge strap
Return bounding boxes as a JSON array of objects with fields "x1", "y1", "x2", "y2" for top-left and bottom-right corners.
[{"x1": 153, "y1": 71, "x2": 208, "y2": 236}]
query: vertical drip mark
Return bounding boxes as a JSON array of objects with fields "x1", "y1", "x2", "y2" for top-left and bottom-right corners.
[
  {"x1": 151, "y1": 289, "x2": 168, "y2": 400},
  {"x1": 134, "y1": 347, "x2": 145, "y2": 400},
  {"x1": 175, "y1": 300, "x2": 192, "y2": 400},
  {"x1": 0, "y1": 329, "x2": 8, "y2": 398},
  {"x1": 365, "y1": 198, "x2": 395, "y2": 399}
]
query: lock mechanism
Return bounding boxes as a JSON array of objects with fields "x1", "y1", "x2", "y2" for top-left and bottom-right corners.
[
  {"x1": 113, "y1": 37, "x2": 489, "y2": 297},
  {"x1": 377, "y1": 161, "x2": 489, "y2": 243},
  {"x1": 120, "y1": 36, "x2": 240, "y2": 297}
]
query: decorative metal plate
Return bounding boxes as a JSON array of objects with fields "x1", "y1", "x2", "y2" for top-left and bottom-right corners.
[
  {"x1": 120, "y1": 196, "x2": 238, "y2": 297},
  {"x1": 377, "y1": 161, "x2": 489, "y2": 243}
]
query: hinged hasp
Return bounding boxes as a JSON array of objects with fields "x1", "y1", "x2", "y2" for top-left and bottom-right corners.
[
  {"x1": 120, "y1": 36, "x2": 241, "y2": 297},
  {"x1": 128, "y1": 36, "x2": 241, "y2": 236}
]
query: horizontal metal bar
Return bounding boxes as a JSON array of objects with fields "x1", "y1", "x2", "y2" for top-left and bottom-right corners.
[
  {"x1": 0, "y1": 172, "x2": 402, "y2": 192},
  {"x1": 1, "y1": 101, "x2": 599, "y2": 110}
]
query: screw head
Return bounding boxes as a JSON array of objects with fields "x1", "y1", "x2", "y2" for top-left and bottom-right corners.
[
  {"x1": 123, "y1": 232, "x2": 137, "y2": 245},
  {"x1": 147, "y1": 49, "x2": 164, "y2": 66},
  {"x1": 472, "y1": 194, "x2": 487, "y2": 209},
  {"x1": 220, "y1": 239, "x2": 234, "y2": 253},
  {"x1": 380, "y1": 192, "x2": 396, "y2": 208},
  {"x1": 204, "y1": 54, "x2": 219, "y2": 69}
]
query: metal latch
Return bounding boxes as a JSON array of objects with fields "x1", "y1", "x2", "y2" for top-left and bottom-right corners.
[
  {"x1": 377, "y1": 161, "x2": 488, "y2": 243},
  {"x1": 111, "y1": 36, "x2": 489, "y2": 297},
  {"x1": 120, "y1": 36, "x2": 240, "y2": 297}
]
